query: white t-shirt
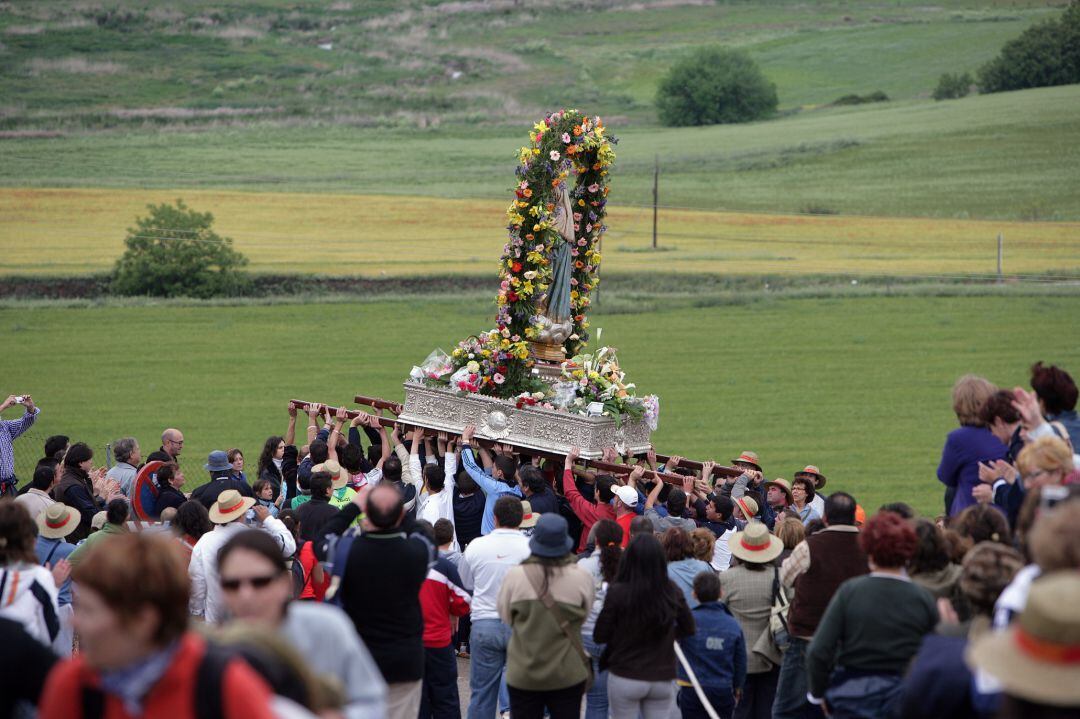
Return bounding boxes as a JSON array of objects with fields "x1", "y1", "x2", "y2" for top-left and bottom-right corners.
[{"x1": 458, "y1": 528, "x2": 531, "y2": 622}]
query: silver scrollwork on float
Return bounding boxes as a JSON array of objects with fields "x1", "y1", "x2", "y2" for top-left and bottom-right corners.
[{"x1": 397, "y1": 383, "x2": 652, "y2": 459}]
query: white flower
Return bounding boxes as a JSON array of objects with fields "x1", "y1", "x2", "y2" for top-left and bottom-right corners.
[
  {"x1": 493, "y1": 373, "x2": 505, "y2": 385},
  {"x1": 550, "y1": 150, "x2": 561, "y2": 161},
  {"x1": 467, "y1": 361, "x2": 480, "y2": 373},
  {"x1": 562, "y1": 132, "x2": 571, "y2": 143}
]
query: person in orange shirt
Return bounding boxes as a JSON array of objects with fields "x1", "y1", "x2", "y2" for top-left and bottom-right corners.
[{"x1": 37, "y1": 532, "x2": 277, "y2": 719}]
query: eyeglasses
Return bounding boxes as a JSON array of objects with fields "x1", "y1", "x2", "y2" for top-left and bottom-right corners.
[
  {"x1": 220, "y1": 574, "x2": 279, "y2": 592},
  {"x1": 791, "y1": 486, "x2": 807, "y2": 493}
]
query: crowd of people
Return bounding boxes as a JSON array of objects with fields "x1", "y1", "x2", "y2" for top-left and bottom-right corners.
[{"x1": 0, "y1": 358, "x2": 1078, "y2": 719}]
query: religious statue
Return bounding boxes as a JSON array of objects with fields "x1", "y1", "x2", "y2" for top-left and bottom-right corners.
[{"x1": 530, "y1": 182, "x2": 576, "y2": 362}]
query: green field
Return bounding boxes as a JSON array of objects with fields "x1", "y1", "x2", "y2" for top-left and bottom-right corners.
[
  {"x1": 0, "y1": 0, "x2": 1065, "y2": 129},
  {"x1": 3, "y1": 84, "x2": 1079, "y2": 220},
  {"x1": 3, "y1": 293, "x2": 1077, "y2": 517}
]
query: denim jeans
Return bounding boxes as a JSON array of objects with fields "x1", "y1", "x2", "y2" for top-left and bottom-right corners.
[
  {"x1": 772, "y1": 637, "x2": 823, "y2": 719},
  {"x1": 467, "y1": 618, "x2": 512, "y2": 719},
  {"x1": 581, "y1": 634, "x2": 608, "y2": 719}
]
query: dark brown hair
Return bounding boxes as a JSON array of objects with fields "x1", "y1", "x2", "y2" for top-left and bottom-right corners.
[
  {"x1": 72, "y1": 533, "x2": 190, "y2": 645},
  {"x1": 1030, "y1": 361, "x2": 1078, "y2": 415},
  {"x1": 979, "y1": 389, "x2": 1020, "y2": 426},
  {"x1": 952, "y1": 504, "x2": 1011, "y2": 547},
  {"x1": 0, "y1": 501, "x2": 38, "y2": 565},
  {"x1": 909, "y1": 519, "x2": 951, "y2": 575}
]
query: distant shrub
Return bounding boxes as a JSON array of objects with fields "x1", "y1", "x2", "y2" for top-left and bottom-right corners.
[
  {"x1": 977, "y1": 1, "x2": 1080, "y2": 93},
  {"x1": 111, "y1": 199, "x2": 251, "y2": 298},
  {"x1": 831, "y1": 91, "x2": 890, "y2": 106},
  {"x1": 656, "y1": 47, "x2": 778, "y2": 126},
  {"x1": 933, "y1": 72, "x2": 973, "y2": 100}
]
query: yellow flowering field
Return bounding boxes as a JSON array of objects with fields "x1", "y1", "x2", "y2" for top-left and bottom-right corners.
[{"x1": 2, "y1": 187, "x2": 1077, "y2": 278}]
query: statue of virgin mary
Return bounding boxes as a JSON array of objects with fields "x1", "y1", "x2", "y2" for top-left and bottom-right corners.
[{"x1": 531, "y1": 182, "x2": 576, "y2": 361}]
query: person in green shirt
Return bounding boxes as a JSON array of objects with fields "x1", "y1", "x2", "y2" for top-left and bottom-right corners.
[
  {"x1": 68, "y1": 499, "x2": 129, "y2": 568},
  {"x1": 807, "y1": 511, "x2": 938, "y2": 719}
]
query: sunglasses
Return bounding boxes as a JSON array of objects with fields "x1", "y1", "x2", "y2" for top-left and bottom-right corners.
[{"x1": 220, "y1": 574, "x2": 279, "y2": 592}]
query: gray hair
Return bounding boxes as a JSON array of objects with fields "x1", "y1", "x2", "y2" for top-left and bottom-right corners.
[{"x1": 113, "y1": 437, "x2": 139, "y2": 464}]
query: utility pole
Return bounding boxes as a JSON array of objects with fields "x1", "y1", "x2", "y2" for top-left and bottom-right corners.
[
  {"x1": 997, "y1": 232, "x2": 1003, "y2": 282},
  {"x1": 652, "y1": 154, "x2": 659, "y2": 250}
]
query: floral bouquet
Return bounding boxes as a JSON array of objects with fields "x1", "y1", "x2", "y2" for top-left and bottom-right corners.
[{"x1": 560, "y1": 346, "x2": 655, "y2": 427}]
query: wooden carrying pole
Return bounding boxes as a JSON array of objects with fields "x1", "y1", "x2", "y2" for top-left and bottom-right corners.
[{"x1": 291, "y1": 395, "x2": 748, "y2": 488}]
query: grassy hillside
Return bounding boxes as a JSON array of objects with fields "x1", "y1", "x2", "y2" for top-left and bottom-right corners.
[
  {"x1": 3, "y1": 293, "x2": 1077, "y2": 516},
  {"x1": 3, "y1": 84, "x2": 1079, "y2": 221},
  {"x1": 3, "y1": 187, "x2": 1078, "y2": 277},
  {"x1": 0, "y1": 0, "x2": 1066, "y2": 132}
]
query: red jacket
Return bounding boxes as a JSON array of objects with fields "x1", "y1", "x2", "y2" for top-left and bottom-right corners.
[
  {"x1": 38, "y1": 633, "x2": 277, "y2": 719},
  {"x1": 562, "y1": 469, "x2": 616, "y2": 553},
  {"x1": 419, "y1": 554, "x2": 471, "y2": 648}
]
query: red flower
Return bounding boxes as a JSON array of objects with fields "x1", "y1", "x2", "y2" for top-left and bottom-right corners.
[
  {"x1": 511, "y1": 262, "x2": 523, "y2": 273},
  {"x1": 507, "y1": 291, "x2": 519, "y2": 302}
]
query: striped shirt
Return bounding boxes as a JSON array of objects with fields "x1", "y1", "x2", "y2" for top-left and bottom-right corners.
[{"x1": 0, "y1": 408, "x2": 39, "y2": 481}]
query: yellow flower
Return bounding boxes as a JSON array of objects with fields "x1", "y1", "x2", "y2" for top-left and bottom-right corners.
[
  {"x1": 521, "y1": 280, "x2": 534, "y2": 295},
  {"x1": 577, "y1": 199, "x2": 585, "y2": 207}
]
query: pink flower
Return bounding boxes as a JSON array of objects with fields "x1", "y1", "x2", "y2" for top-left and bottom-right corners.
[
  {"x1": 585, "y1": 224, "x2": 592, "y2": 232},
  {"x1": 577, "y1": 238, "x2": 586, "y2": 246},
  {"x1": 587, "y1": 183, "x2": 600, "y2": 193},
  {"x1": 562, "y1": 133, "x2": 571, "y2": 143},
  {"x1": 493, "y1": 373, "x2": 505, "y2": 385},
  {"x1": 571, "y1": 249, "x2": 579, "y2": 257},
  {"x1": 535, "y1": 244, "x2": 545, "y2": 252},
  {"x1": 573, "y1": 212, "x2": 582, "y2": 221},
  {"x1": 519, "y1": 181, "x2": 528, "y2": 190},
  {"x1": 550, "y1": 150, "x2": 560, "y2": 161}
]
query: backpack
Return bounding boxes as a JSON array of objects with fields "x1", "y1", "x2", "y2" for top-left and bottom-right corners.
[
  {"x1": 290, "y1": 540, "x2": 310, "y2": 598},
  {"x1": 81, "y1": 642, "x2": 231, "y2": 719}
]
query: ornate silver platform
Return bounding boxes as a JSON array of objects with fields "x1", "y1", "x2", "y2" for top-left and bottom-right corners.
[{"x1": 397, "y1": 382, "x2": 652, "y2": 460}]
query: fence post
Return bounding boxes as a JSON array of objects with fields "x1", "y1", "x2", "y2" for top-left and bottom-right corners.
[
  {"x1": 652, "y1": 154, "x2": 659, "y2": 250},
  {"x1": 997, "y1": 233, "x2": 1003, "y2": 282}
]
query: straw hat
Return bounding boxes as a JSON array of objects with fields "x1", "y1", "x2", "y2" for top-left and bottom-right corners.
[
  {"x1": 520, "y1": 500, "x2": 539, "y2": 529},
  {"x1": 731, "y1": 451, "x2": 762, "y2": 472},
  {"x1": 733, "y1": 495, "x2": 758, "y2": 521},
  {"x1": 966, "y1": 572, "x2": 1080, "y2": 706},
  {"x1": 37, "y1": 503, "x2": 80, "y2": 540},
  {"x1": 765, "y1": 478, "x2": 795, "y2": 506},
  {"x1": 795, "y1": 465, "x2": 827, "y2": 489},
  {"x1": 210, "y1": 489, "x2": 256, "y2": 524},
  {"x1": 313, "y1": 459, "x2": 349, "y2": 490},
  {"x1": 728, "y1": 520, "x2": 784, "y2": 564}
]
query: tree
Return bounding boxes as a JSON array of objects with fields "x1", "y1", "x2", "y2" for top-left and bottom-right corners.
[
  {"x1": 111, "y1": 199, "x2": 251, "y2": 298},
  {"x1": 977, "y1": 1, "x2": 1080, "y2": 93},
  {"x1": 656, "y1": 46, "x2": 778, "y2": 126},
  {"x1": 932, "y1": 72, "x2": 973, "y2": 100}
]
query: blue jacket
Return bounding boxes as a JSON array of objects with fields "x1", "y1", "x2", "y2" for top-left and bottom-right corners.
[
  {"x1": 677, "y1": 601, "x2": 746, "y2": 691},
  {"x1": 461, "y1": 447, "x2": 522, "y2": 535}
]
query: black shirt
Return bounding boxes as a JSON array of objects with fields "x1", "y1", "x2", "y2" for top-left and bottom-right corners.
[
  {"x1": 191, "y1": 476, "x2": 254, "y2": 509},
  {"x1": 153, "y1": 485, "x2": 187, "y2": 517},
  {"x1": 296, "y1": 497, "x2": 340, "y2": 541},
  {"x1": 0, "y1": 617, "x2": 56, "y2": 719},
  {"x1": 593, "y1": 581, "x2": 696, "y2": 681},
  {"x1": 453, "y1": 491, "x2": 485, "y2": 549},
  {"x1": 339, "y1": 518, "x2": 431, "y2": 683}
]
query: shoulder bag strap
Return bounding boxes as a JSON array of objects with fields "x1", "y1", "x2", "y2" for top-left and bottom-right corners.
[{"x1": 523, "y1": 563, "x2": 593, "y2": 685}]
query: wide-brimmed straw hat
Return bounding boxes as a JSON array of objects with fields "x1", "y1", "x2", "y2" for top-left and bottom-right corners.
[
  {"x1": 731, "y1": 451, "x2": 762, "y2": 472},
  {"x1": 966, "y1": 572, "x2": 1080, "y2": 706},
  {"x1": 37, "y1": 503, "x2": 80, "y2": 540},
  {"x1": 795, "y1": 465, "x2": 827, "y2": 489},
  {"x1": 520, "y1": 500, "x2": 539, "y2": 529},
  {"x1": 313, "y1": 459, "x2": 350, "y2": 490},
  {"x1": 210, "y1": 489, "x2": 256, "y2": 524},
  {"x1": 764, "y1": 478, "x2": 795, "y2": 506},
  {"x1": 733, "y1": 495, "x2": 758, "y2": 521},
  {"x1": 728, "y1": 520, "x2": 784, "y2": 564}
]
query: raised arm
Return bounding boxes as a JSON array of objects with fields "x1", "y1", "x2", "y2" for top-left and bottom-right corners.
[{"x1": 284, "y1": 403, "x2": 298, "y2": 447}]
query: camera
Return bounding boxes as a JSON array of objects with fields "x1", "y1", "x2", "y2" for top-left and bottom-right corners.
[{"x1": 13, "y1": 396, "x2": 25, "y2": 404}]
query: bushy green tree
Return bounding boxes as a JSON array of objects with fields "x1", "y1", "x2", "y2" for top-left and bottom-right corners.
[
  {"x1": 932, "y1": 72, "x2": 973, "y2": 100},
  {"x1": 978, "y1": 1, "x2": 1080, "y2": 93},
  {"x1": 111, "y1": 199, "x2": 251, "y2": 298},
  {"x1": 656, "y1": 47, "x2": 778, "y2": 126}
]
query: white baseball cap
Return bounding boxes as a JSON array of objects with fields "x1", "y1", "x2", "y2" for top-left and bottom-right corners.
[{"x1": 612, "y1": 485, "x2": 638, "y2": 507}]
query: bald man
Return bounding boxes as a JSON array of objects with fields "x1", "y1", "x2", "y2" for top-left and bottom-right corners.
[
  {"x1": 146, "y1": 428, "x2": 184, "y2": 464},
  {"x1": 330, "y1": 484, "x2": 434, "y2": 719}
]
